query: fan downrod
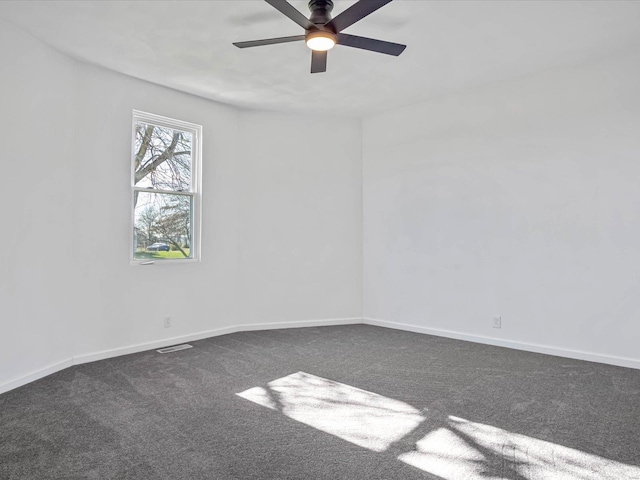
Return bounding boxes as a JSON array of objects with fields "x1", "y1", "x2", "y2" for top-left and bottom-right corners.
[{"x1": 308, "y1": 0, "x2": 334, "y2": 26}]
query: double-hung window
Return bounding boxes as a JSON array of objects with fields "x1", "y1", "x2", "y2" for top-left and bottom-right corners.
[{"x1": 131, "y1": 110, "x2": 202, "y2": 263}]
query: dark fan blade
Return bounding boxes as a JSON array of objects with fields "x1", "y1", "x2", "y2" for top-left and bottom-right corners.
[
  {"x1": 311, "y1": 50, "x2": 327, "y2": 73},
  {"x1": 233, "y1": 35, "x2": 305, "y2": 48},
  {"x1": 265, "y1": 0, "x2": 315, "y2": 30},
  {"x1": 325, "y1": 0, "x2": 393, "y2": 33},
  {"x1": 337, "y1": 33, "x2": 406, "y2": 56}
]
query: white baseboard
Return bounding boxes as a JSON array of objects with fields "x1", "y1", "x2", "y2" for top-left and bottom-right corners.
[
  {"x1": 238, "y1": 317, "x2": 362, "y2": 332},
  {"x1": 13, "y1": 316, "x2": 635, "y2": 394},
  {"x1": 0, "y1": 317, "x2": 363, "y2": 395},
  {"x1": 74, "y1": 317, "x2": 362, "y2": 365},
  {"x1": 72, "y1": 325, "x2": 239, "y2": 365},
  {"x1": 0, "y1": 358, "x2": 73, "y2": 395},
  {"x1": 363, "y1": 317, "x2": 640, "y2": 370}
]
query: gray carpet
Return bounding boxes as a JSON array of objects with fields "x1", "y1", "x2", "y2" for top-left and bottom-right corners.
[{"x1": 1, "y1": 324, "x2": 639, "y2": 480}]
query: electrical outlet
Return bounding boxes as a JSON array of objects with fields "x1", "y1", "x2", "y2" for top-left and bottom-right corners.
[
  {"x1": 493, "y1": 316, "x2": 502, "y2": 329},
  {"x1": 164, "y1": 316, "x2": 172, "y2": 328}
]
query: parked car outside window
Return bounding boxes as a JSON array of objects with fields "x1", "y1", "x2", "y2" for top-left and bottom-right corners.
[{"x1": 147, "y1": 243, "x2": 170, "y2": 251}]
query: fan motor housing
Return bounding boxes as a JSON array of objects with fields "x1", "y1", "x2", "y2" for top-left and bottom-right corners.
[{"x1": 308, "y1": 0, "x2": 334, "y2": 26}]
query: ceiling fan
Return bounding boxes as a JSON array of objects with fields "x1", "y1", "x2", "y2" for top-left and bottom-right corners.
[{"x1": 233, "y1": 0, "x2": 406, "y2": 73}]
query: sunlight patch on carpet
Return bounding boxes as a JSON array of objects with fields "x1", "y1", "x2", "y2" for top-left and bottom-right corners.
[
  {"x1": 398, "y1": 415, "x2": 640, "y2": 480},
  {"x1": 236, "y1": 371, "x2": 425, "y2": 452}
]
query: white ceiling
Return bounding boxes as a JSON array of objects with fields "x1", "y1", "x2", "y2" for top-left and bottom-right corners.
[{"x1": 1, "y1": 0, "x2": 640, "y2": 117}]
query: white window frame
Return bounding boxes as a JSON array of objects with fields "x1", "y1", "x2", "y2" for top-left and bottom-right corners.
[{"x1": 130, "y1": 110, "x2": 202, "y2": 265}]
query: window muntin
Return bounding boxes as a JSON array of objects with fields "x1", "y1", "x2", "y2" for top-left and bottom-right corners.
[{"x1": 131, "y1": 111, "x2": 201, "y2": 263}]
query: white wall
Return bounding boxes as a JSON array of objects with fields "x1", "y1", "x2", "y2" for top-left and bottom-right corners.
[
  {"x1": 0, "y1": 21, "x2": 362, "y2": 391},
  {"x1": 70, "y1": 64, "x2": 242, "y2": 359},
  {"x1": 237, "y1": 112, "x2": 362, "y2": 325},
  {"x1": 363, "y1": 50, "x2": 640, "y2": 366},
  {"x1": 0, "y1": 19, "x2": 77, "y2": 386},
  {"x1": 70, "y1": 70, "x2": 362, "y2": 359}
]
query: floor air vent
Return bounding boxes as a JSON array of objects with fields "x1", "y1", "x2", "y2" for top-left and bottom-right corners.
[{"x1": 157, "y1": 344, "x2": 193, "y2": 354}]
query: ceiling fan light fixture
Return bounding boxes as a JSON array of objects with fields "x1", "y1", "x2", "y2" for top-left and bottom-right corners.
[
  {"x1": 305, "y1": 30, "x2": 336, "y2": 51},
  {"x1": 233, "y1": 0, "x2": 407, "y2": 74}
]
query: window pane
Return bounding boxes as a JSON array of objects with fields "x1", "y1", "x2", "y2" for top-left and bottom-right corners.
[
  {"x1": 133, "y1": 192, "x2": 192, "y2": 260},
  {"x1": 133, "y1": 122, "x2": 192, "y2": 192}
]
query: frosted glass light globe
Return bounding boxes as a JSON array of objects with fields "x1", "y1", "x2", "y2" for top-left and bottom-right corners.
[{"x1": 306, "y1": 31, "x2": 336, "y2": 51}]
